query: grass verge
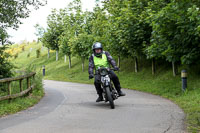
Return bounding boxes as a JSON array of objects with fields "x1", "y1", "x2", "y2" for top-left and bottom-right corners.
[
  {"x1": 0, "y1": 89, "x2": 44, "y2": 117},
  {"x1": 0, "y1": 54, "x2": 44, "y2": 117}
]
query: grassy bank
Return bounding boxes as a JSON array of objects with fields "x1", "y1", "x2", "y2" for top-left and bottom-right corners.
[
  {"x1": 11, "y1": 42, "x2": 200, "y2": 132},
  {"x1": 0, "y1": 88, "x2": 44, "y2": 117},
  {"x1": 0, "y1": 42, "x2": 44, "y2": 117}
]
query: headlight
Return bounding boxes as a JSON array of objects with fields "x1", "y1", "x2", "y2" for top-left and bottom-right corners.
[
  {"x1": 101, "y1": 75, "x2": 110, "y2": 83},
  {"x1": 105, "y1": 75, "x2": 110, "y2": 82}
]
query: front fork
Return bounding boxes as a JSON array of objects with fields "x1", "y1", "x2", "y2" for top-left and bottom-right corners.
[{"x1": 102, "y1": 83, "x2": 118, "y2": 102}]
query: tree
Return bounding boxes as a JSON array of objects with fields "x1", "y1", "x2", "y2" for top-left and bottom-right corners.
[
  {"x1": 0, "y1": 0, "x2": 46, "y2": 45},
  {"x1": 70, "y1": 33, "x2": 94, "y2": 72},
  {"x1": 0, "y1": 0, "x2": 45, "y2": 78},
  {"x1": 59, "y1": 31, "x2": 72, "y2": 68},
  {"x1": 68, "y1": 0, "x2": 84, "y2": 37},
  {"x1": 44, "y1": 8, "x2": 65, "y2": 61},
  {"x1": 0, "y1": 28, "x2": 11, "y2": 45},
  {"x1": 143, "y1": 0, "x2": 170, "y2": 75},
  {"x1": 62, "y1": 0, "x2": 86, "y2": 70},
  {"x1": 0, "y1": 0, "x2": 46, "y2": 29},
  {"x1": 148, "y1": 1, "x2": 200, "y2": 76},
  {"x1": 104, "y1": 0, "x2": 151, "y2": 72},
  {"x1": 40, "y1": 30, "x2": 49, "y2": 58},
  {"x1": 103, "y1": 0, "x2": 128, "y2": 68},
  {"x1": 34, "y1": 23, "x2": 45, "y2": 43}
]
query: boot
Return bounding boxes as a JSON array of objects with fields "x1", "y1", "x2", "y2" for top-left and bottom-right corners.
[
  {"x1": 96, "y1": 94, "x2": 103, "y2": 102},
  {"x1": 118, "y1": 90, "x2": 126, "y2": 96}
]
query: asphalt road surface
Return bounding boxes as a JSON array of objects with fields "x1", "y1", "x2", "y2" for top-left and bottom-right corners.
[{"x1": 0, "y1": 80, "x2": 186, "y2": 133}]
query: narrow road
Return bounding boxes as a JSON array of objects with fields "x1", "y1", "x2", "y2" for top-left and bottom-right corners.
[{"x1": 0, "y1": 80, "x2": 186, "y2": 133}]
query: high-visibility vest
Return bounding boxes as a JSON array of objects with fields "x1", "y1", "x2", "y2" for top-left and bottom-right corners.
[{"x1": 93, "y1": 53, "x2": 109, "y2": 69}]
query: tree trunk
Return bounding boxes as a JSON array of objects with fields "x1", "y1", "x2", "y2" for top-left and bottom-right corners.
[
  {"x1": 118, "y1": 56, "x2": 120, "y2": 68},
  {"x1": 135, "y1": 57, "x2": 138, "y2": 73},
  {"x1": 152, "y1": 58, "x2": 156, "y2": 75},
  {"x1": 172, "y1": 61, "x2": 178, "y2": 76},
  {"x1": 64, "y1": 55, "x2": 67, "y2": 63},
  {"x1": 82, "y1": 58, "x2": 84, "y2": 72},
  {"x1": 1, "y1": 36, "x2": 5, "y2": 45},
  {"x1": 47, "y1": 48, "x2": 50, "y2": 58},
  {"x1": 69, "y1": 55, "x2": 71, "y2": 69},
  {"x1": 56, "y1": 50, "x2": 58, "y2": 61}
]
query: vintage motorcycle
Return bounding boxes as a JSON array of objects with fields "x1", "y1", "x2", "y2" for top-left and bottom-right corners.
[{"x1": 96, "y1": 67, "x2": 119, "y2": 109}]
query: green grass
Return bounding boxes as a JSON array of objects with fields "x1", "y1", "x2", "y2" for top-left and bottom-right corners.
[
  {"x1": 0, "y1": 78, "x2": 44, "y2": 117},
  {"x1": 9, "y1": 42, "x2": 200, "y2": 132},
  {"x1": 0, "y1": 90, "x2": 44, "y2": 117},
  {"x1": 0, "y1": 89, "x2": 44, "y2": 117},
  {"x1": 0, "y1": 43, "x2": 44, "y2": 117}
]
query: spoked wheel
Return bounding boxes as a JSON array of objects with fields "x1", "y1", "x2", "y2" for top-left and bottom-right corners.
[{"x1": 105, "y1": 87, "x2": 115, "y2": 109}]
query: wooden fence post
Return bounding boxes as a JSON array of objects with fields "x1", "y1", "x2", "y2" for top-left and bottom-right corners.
[
  {"x1": 19, "y1": 79, "x2": 23, "y2": 92},
  {"x1": 32, "y1": 74, "x2": 35, "y2": 86},
  {"x1": 33, "y1": 74, "x2": 35, "y2": 80},
  {"x1": 8, "y1": 81, "x2": 11, "y2": 102},
  {"x1": 8, "y1": 81, "x2": 11, "y2": 96},
  {"x1": 27, "y1": 77, "x2": 30, "y2": 95},
  {"x1": 27, "y1": 77, "x2": 30, "y2": 88},
  {"x1": 0, "y1": 72, "x2": 36, "y2": 102},
  {"x1": 31, "y1": 75, "x2": 35, "y2": 93}
]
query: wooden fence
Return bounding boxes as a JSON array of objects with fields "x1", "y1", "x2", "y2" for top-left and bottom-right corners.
[{"x1": 0, "y1": 72, "x2": 36, "y2": 101}]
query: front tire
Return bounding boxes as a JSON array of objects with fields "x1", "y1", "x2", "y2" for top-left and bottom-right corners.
[{"x1": 105, "y1": 87, "x2": 115, "y2": 109}]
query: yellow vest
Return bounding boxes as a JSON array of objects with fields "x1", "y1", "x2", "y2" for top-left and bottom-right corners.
[{"x1": 93, "y1": 53, "x2": 109, "y2": 69}]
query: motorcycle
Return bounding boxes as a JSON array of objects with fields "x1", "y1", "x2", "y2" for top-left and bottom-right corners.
[{"x1": 96, "y1": 67, "x2": 119, "y2": 109}]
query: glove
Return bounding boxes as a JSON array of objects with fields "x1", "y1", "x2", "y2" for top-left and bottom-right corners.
[
  {"x1": 114, "y1": 67, "x2": 119, "y2": 71},
  {"x1": 89, "y1": 74, "x2": 94, "y2": 79}
]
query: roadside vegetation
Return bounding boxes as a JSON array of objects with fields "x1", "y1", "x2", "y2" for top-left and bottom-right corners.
[
  {"x1": 0, "y1": 0, "x2": 45, "y2": 119},
  {"x1": 0, "y1": 73, "x2": 44, "y2": 117},
  {"x1": 0, "y1": 62, "x2": 44, "y2": 117}
]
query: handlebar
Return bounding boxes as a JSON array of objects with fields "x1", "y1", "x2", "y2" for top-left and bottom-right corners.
[
  {"x1": 97, "y1": 67, "x2": 120, "y2": 72},
  {"x1": 89, "y1": 67, "x2": 120, "y2": 80},
  {"x1": 109, "y1": 68, "x2": 120, "y2": 71}
]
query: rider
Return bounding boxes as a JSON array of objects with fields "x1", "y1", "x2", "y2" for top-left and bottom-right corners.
[{"x1": 88, "y1": 42, "x2": 126, "y2": 102}]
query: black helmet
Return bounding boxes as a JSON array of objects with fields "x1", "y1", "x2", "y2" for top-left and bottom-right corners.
[
  {"x1": 92, "y1": 42, "x2": 102, "y2": 50},
  {"x1": 92, "y1": 42, "x2": 103, "y2": 56}
]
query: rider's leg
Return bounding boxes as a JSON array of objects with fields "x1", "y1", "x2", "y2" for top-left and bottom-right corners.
[
  {"x1": 94, "y1": 74, "x2": 103, "y2": 102},
  {"x1": 109, "y1": 70, "x2": 126, "y2": 96}
]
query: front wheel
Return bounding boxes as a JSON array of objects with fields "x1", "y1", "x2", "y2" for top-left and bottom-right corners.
[{"x1": 105, "y1": 87, "x2": 115, "y2": 109}]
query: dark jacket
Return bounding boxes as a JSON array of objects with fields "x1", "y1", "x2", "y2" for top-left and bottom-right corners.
[{"x1": 88, "y1": 51, "x2": 117, "y2": 75}]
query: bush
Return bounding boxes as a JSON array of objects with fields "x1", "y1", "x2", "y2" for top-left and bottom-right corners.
[
  {"x1": 14, "y1": 53, "x2": 18, "y2": 59},
  {"x1": 0, "y1": 46, "x2": 13, "y2": 79},
  {"x1": 36, "y1": 48, "x2": 41, "y2": 58},
  {"x1": 25, "y1": 65, "x2": 43, "y2": 93},
  {"x1": 27, "y1": 53, "x2": 30, "y2": 58},
  {"x1": 21, "y1": 45, "x2": 25, "y2": 51}
]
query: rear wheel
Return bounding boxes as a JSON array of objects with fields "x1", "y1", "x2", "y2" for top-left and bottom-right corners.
[{"x1": 105, "y1": 87, "x2": 115, "y2": 109}]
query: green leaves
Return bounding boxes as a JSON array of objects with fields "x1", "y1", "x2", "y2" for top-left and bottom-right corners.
[
  {"x1": 70, "y1": 33, "x2": 94, "y2": 59},
  {"x1": 42, "y1": 8, "x2": 66, "y2": 51},
  {"x1": 0, "y1": 0, "x2": 46, "y2": 77},
  {"x1": 0, "y1": 0, "x2": 46, "y2": 29},
  {"x1": 0, "y1": 0, "x2": 46, "y2": 45},
  {"x1": 39, "y1": 0, "x2": 200, "y2": 66},
  {"x1": 148, "y1": 1, "x2": 200, "y2": 64},
  {"x1": 0, "y1": 46, "x2": 13, "y2": 78}
]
